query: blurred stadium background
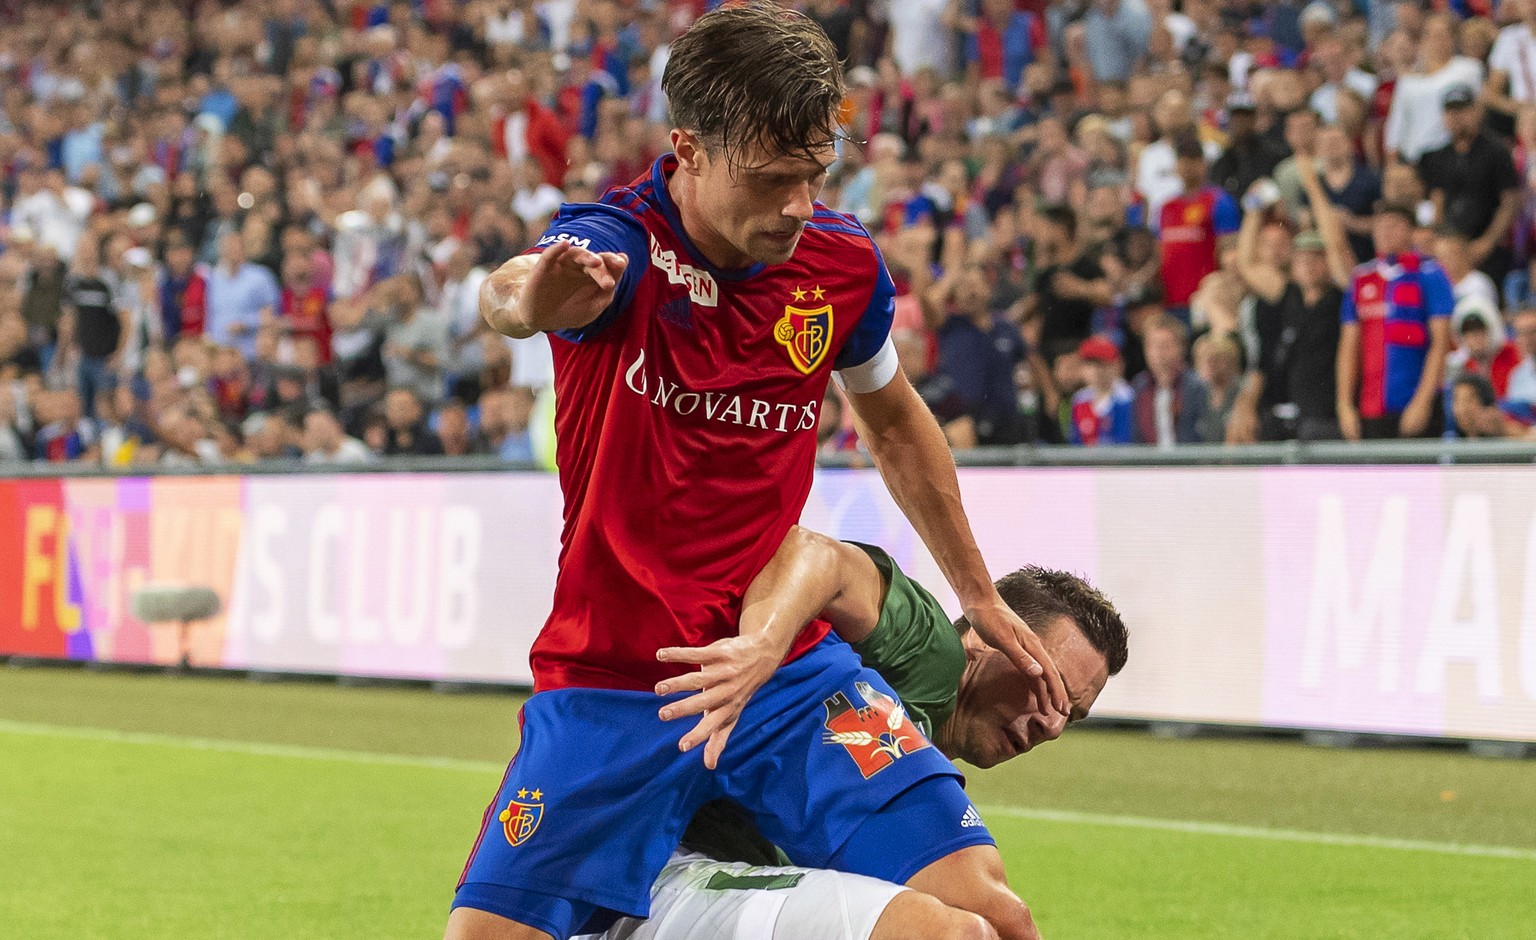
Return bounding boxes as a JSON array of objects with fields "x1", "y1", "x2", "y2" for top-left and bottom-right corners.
[{"x1": 3, "y1": 0, "x2": 1536, "y2": 938}]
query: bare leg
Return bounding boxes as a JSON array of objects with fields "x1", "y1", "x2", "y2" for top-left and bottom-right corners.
[
  {"x1": 903, "y1": 846, "x2": 1040, "y2": 940},
  {"x1": 868, "y1": 890, "x2": 999, "y2": 940},
  {"x1": 444, "y1": 907, "x2": 555, "y2": 940}
]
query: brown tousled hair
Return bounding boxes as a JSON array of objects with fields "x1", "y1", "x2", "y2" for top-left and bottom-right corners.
[
  {"x1": 662, "y1": 2, "x2": 846, "y2": 169},
  {"x1": 956, "y1": 567, "x2": 1130, "y2": 676}
]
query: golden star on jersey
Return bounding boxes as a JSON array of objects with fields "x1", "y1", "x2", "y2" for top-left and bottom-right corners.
[{"x1": 775, "y1": 289, "x2": 834, "y2": 375}]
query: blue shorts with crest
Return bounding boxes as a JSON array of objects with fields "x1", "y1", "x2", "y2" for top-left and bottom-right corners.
[{"x1": 452, "y1": 636, "x2": 994, "y2": 938}]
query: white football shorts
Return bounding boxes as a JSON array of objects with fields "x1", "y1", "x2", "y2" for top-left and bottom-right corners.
[{"x1": 575, "y1": 850, "x2": 910, "y2": 940}]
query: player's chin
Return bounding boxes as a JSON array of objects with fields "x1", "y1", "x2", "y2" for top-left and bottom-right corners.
[{"x1": 753, "y1": 230, "x2": 802, "y2": 263}]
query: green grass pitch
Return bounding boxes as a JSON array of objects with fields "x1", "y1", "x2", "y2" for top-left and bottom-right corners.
[{"x1": 2, "y1": 667, "x2": 1532, "y2": 939}]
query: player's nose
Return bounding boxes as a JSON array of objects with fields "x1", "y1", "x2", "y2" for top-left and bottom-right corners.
[
  {"x1": 1029, "y1": 708, "x2": 1068, "y2": 749},
  {"x1": 782, "y1": 183, "x2": 815, "y2": 224}
]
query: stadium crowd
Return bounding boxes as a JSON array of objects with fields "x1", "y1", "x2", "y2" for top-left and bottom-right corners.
[{"x1": 5, "y1": 0, "x2": 1536, "y2": 468}]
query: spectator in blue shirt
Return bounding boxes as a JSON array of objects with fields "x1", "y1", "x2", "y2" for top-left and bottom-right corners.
[
  {"x1": 926, "y1": 263, "x2": 1029, "y2": 445},
  {"x1": 205, "y1": 232, "x2": 280, "y2": 361}
]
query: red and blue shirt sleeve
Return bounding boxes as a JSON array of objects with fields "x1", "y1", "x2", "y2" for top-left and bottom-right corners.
[
  {"x1": 526, "y1": 203, "x2": 649, "y2": 343},
  {"x1": 1421, "y1": 262, "x2": 1456, "y2": 319},
  {"x1": 1340, "y1": 282, "x2": 1358, "y2": 325},
  {"x1": 832, "y1": 240, "x2": 899, "y2": 393}
]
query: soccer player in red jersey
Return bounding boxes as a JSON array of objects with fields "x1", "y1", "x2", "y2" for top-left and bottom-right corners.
[{"x1": 449, "y1": 7, "x2": 1064, "y2": 940}]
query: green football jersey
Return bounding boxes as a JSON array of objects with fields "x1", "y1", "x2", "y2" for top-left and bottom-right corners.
[{"x1": 678, "y1": 543, "x2": 965, "y2": 865}]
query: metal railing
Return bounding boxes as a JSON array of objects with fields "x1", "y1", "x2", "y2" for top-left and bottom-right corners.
[{"x1": 2, "y1": 439, "x2": 1535, "y2": 479}]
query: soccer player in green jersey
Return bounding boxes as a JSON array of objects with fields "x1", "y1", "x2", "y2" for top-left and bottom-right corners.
[{"x1": 571, "y1": 527, "x2": 1129, "y2": 940}]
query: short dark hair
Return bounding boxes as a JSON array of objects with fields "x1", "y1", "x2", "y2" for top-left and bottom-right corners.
[
  {"x1": 1143, "y1": 311, "x2": 1189, "y2": 345},
  {"x1": 1454, "y1": 372, "x2": 1497, "y2": 408},
  {"x1": 958, "y1": 568, "x2": 1130, "y2": 677},
  {"x1": 1172, "y1": 132, "x2": 1204, "y2": 161},
  {"x1": 1038, "y1": 203, "x2": 1077, "y2": 240},
  {"x1": 662, "y1": 2, "x2": 846, "y2": 168}
]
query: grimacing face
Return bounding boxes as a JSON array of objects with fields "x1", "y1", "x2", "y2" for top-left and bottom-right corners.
[
  {"x1": 944, "y1": 617, "x2": 1110, "y2": 769},
  {"x1": 675, "y1": 131, "x2": 835, "y2": 267}
]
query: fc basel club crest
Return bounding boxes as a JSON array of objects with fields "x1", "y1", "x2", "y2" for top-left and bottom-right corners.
[
  {"x1": 498, "y1": 788, "x2": 544, "y2": 847},
  {"x1": 822, "y1": 682, "x2": 930, "y2": 779},
  {"x1": 775, "y1": 287, "x2": 833, "y2": 374}
]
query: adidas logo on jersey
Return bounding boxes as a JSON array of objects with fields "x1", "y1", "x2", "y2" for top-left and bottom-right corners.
[{"x1": 960, "y1": 806, "x2": 985, "y2": 829}]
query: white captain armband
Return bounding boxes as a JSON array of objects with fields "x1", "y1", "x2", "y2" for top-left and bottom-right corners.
[{"x1": 833, "y1": 336, "x2": 899, "y2": 395}]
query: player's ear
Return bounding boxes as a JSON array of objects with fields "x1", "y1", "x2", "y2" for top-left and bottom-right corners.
[{"x1": 672, "y1": 130, "x2": 705, "y2": 176}]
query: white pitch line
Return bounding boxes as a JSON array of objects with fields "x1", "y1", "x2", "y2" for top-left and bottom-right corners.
[
  {"x1": 0, "y1": 718, "x2": 507, "y2": 774},
  {"x1": 3, "y1": 719, "x2": 1531, "y2": 863},
  {"x1": 976, "y1": 805, "x2": 1536, "y2": 862}
]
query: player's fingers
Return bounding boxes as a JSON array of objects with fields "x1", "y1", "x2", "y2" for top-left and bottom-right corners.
[
  {"x1": 999, "y1": 632, "x2": 1043, "y2": 680},
  {"x1": 1018, "y1": 630, "x2": 1067, "y2": 713},
  {"x1": 598, "y1": 251, "x2": 628, "y2": 272},
  {"x1": 679, "y1": 706, "x2": 735, "y2": 754},
  {"x1": 537, "y1": 240, "x2": 571, "y2": 266},
  {"x1": 559, "y1": 246, "x2": 603, "y2": 268},
  {"x1": 702, "y1": 717, "x2": 739, "y2": 771},
  {"x1": 656, "y1": 645, "x2": 719, "y2": 665},
  {"x1": 1041, "y1": 659, "x2": 1068, "y2": 716},
  {"x1": 662, "y1": 683, "x2": 736, "y2": 721},
  {"x1": 655, "y1": 671, "x2": 709, "y2": 697}
]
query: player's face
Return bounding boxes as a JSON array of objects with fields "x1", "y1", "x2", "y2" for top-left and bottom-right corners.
[
  {"x1": 951, "y1": 619, "x2": 1109, "y2": 769},
  {"x1": 691, "y1": 137, "x2": 836, "y2": 267},
  {"x1": 1372, "y1": 213, "x2": 1413, "y2": 257}
]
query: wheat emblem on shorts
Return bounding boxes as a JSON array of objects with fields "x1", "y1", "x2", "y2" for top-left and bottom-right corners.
[{"x1": 821, "y1": 681, "x2": 931, "y2": 779}]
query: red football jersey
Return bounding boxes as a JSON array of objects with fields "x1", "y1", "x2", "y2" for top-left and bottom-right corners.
[
  {"x1": 1157, "y1": 186, "x2": 1240, "y2": 307},
  {"x1": 528, "y1": 156, "x2": 897, "y2": 692}
]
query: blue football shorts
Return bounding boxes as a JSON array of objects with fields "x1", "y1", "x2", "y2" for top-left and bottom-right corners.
[{"x1": 452, "y1": 635, "x2": 995, "y2": 938}]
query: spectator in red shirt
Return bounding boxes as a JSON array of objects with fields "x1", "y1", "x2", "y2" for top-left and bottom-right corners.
[
  {"x1": 959, "y1": 0, "x2": 1046, "y2": 92},
  {"x1": 158, "y1": 233, "x2": 206, "y2": 341},
  {"x1": 279, "y1": 249, "x2": 333, "y2": 365},
  {"x1": 488, "y1": 69, "x2": 570, "y2": 188},
  {"x1": 1446, "y1": 296, "x2": 1521, "y2": 398},
  {"x1": 1157, "y1": 133, "x2": 1240, "y2": 324}
]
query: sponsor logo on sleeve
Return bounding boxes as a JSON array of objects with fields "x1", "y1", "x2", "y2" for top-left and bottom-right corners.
[{"x1": 536, "y1": 233, "x2": 592, "y2": 250}]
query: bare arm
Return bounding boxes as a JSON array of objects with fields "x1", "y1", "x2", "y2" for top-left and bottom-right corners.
[
  {"x1": 1299, "y1": 158, "x2": 1357, "y2": 290},
  {"x1": 1226, "y1": 370, "x2": 1267, "y2": 445},
  {"x1": 479, "y1": 241, "x2": 628, "y2": 339},
  {"x1": 1235, "y1": 196, "x2": 1285, "y2": 303},
  {"x1": 1399, "y1": 318, "x2": 1451, "y2": 437},
  {"x1": 1472, "y1": 190, "x2": 1520, "y2": 266},
  {"x1": 848, "y1": 369, "x2": 1066, "y2": 711},
  {"x1": 1337, "y1": 321, "x2": 1362, "y2": 441},
  {"x1": 1485, "y1": 70, "x2": 1519, "y2": 119},
  {"x1": 1053, "y1": 269, "x2": 1115, "y2": 307},
  {"x1": 654, "y1": 526, "x2": 886, "y2": 767}
]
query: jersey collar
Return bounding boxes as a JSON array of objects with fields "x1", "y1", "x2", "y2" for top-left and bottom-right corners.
[{"x1": 649, "y1": 154, "x2": 768, "y2": 282}]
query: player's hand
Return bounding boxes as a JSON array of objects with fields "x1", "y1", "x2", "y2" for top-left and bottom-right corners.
[
  {"x1": 1338, "y1": 402, "x2": 1362, "y2": 442},
  {"x1": 965, "y1": 597, "x2": 1068, "y2": 715},
  {"x1": 1226, "y1": 403, "x2": 1260, "y2": 445},
  {"x1": 522, "y1": 240, "x2": 628, "y2": 327},
  {"x1": 1399, "y1": 395, "x2": 1432, "y2": 438},
  {"x1": 654, "y1": 634, "x2": 786, "y2": 770}
]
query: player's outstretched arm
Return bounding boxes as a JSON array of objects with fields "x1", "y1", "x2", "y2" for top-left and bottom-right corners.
[
  {"x1": 655, "y1": 526, "x2": 885, "y2": 768},
  {"x1": 479, "y1": 240, "x2": 629, "y2": 339},
  {"x1": 846, "y1": 370, "x2": 1068, "y2": 715}
]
